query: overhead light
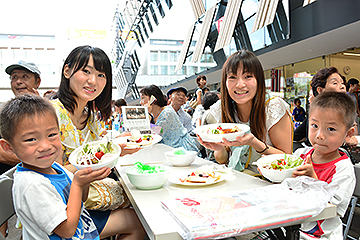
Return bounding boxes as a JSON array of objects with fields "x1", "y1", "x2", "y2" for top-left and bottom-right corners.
[{"x1": 343, "y1": 52, "x2": 360, "y2": 57}]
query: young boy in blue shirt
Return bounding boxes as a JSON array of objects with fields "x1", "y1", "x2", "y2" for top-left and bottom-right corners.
[
  {"x1": 293, "y1": 92, "x2": 356, "y2": 239},
  {"x1": 0, "y1": 94, "x2": 145, "y2": 240}
]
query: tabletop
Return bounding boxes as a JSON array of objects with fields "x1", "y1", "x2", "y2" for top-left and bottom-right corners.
[{"x1": 114, "y1": 144, "x2": 337, "y2": 240}]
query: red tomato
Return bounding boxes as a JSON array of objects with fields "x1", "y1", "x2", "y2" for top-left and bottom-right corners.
[{"x1": 95, "y1": 151, "x2": 105, "y2": 160}]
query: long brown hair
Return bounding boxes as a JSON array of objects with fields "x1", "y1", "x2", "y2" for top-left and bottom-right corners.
[{"x1": 221, "y1": 50, "x2": 266, "y2": 141}]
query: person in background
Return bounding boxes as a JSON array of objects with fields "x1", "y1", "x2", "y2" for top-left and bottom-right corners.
[
  {"x1": 183, "y1": 92, "x2": 194, "y2": 116},
  {"x1": 292, "y1": 98, "x2": 306, "y2": 123},
  {"x1": 194, "y1": 75, "x2": 207, "y2": 106},
  {"x1": 198, "y1": 50, "x2": 293, "y2": 173},
  {"x1": 50, "y1": 45, "x2": 145, "y2": 239},
  {"x1": 347, "y1": 78, "x2": 360, "y2": 134},
  {"x1": 114, "y1": 98, "x2": 127, "y2": 131},
  {"x1": 201, "y1": 92, "x2": 220, "y2": 126},
  {"x1": 200, "y1": 92, "x2": 220, "y2": 161},
  {"x1": 292, "y1": 92, "x2": 356, "y2": 240},
  {"x1": 140, "y1": 84, "x2": 198, "y2": 152},
  {"x1": 167, "y1": 87, "x2": 193, "y2": 133},
  {"x1": 0, "y1": 60, "x2": 43, "y2": 237},
  {"x1": 294, "y1": 67, "x2": 358, "y2": 151}
]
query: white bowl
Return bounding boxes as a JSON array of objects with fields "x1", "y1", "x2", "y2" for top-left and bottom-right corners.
[
  {"x1": 194, "y1": 123, "x2": 250, "y2": 143},
  {"x1": 254, "y1": 154, "x2": 303, "y2": 183},
  {"x1": 164, "y1": 150, "x2": 197, "y2": 167},
  {"x1": 69, "y1": 140, "x2": 121, "y2": 170},
  {"x1": 126, "y1": 166, "x2": 171, "y2": 190}
]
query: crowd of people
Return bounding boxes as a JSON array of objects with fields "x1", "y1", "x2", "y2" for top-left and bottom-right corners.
[{"x1": 0, "y1": 46, "x2": 358, "y2": 240}]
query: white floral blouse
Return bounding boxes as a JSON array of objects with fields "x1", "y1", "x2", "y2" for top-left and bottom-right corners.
[{"x1": 51, "y1": 99, "x2": 105, "y2": 165}]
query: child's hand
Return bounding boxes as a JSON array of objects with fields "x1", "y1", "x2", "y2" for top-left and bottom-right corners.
[
  {"x1": 73, "y1": 167, "x2": 111, "y2": 187},
  {"x1": 292, "y1": 155, "x2": 318, "y2": 179}
]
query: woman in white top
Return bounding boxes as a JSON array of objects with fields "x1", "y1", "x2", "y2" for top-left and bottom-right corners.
[{"x1": 198, "y1": 50, "x2": 293, "y2": 172}]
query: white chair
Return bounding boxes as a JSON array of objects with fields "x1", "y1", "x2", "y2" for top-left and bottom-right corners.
[
  {"x1": 343, "y1": 164, "x2": 360, "y2": 240},
  {"x1": 0, "y1": 167, "x2": 16, "y2": 240}
]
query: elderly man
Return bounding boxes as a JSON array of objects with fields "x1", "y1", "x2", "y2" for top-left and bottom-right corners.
[
  {"x1": 0, "y1": 61, "x2": 42, "y2": 174},
  {"x1": 167, "y1": 86, "x2": 194, "y2": 133},
  {"x1": 0, "y1": 61, "x2": 42, "y2": 237}
]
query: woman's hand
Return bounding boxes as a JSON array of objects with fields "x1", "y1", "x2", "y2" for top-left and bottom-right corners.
[
  {"x1": 292, "y1": 155, "x2": 317, "y2": 179},
  {"x1": 196, "y1": 134, "x2": 226, "y2": 151},
  {"x1": 116, "y1": 132, "x2": 143, "y2": 156},
  {"x1": 221, "y1": 133, "x2": 255, "y2": 147}
]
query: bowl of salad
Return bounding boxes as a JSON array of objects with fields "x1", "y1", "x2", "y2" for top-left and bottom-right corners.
[
  {"x1": 69, "y1": 140, "x2": 121, "y2": 170},
  {"x1": 194, "y1": 123, "x2": 250, "y2": 142},
  {"x1": 254, "y1": 154, "x2": 304, "y2": 183}
]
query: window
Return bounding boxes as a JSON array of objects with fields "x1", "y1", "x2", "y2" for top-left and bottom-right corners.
[
  {"x1": 160, "y1": 51, "x2": 168, "y2": 62},
  {"x1": 160, "y1": 65, "x2": 168, "y2": 75},
  {"x1": 150, "y1": 65, "x2": 158, "y2": 75},
  {"x1": 169, "y1": 65, "x2": 176, "y2": 75},
  {"x1": 205, "y1": 53, "x2": 214, "y2": 63},
  {"x1": 187, "y1": 66, "x2": 197, "y2": 75},
  {"x1": 169, "y1": 51, "x2": 178, "y2": 62},
  {"x1": 150, "y1": 51, "x2": 158, "y2": 61}
]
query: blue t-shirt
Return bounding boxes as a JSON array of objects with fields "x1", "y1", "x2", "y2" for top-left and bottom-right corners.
[
  {"x1": 16, "y1": 163, "x2": 100, "y2": 240},
  {"x1": 292, "y1": 107, "x2": 306, "y2": 122}
]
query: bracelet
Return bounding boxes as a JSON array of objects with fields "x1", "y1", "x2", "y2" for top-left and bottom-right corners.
[{"x1": 256, "y1": 141, "x2": 269, "y2": 154}]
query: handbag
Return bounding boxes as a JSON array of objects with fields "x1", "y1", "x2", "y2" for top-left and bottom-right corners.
[
  {"x1": 84, "y1": 177, "x2": 130, "y2": 211},
  {"x1": 189, "y1": 98, "x2": 198, "y2": 109}
]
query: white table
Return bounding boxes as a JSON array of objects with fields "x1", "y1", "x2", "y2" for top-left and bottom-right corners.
[{"x1": 114, "y1": 144, "x2": 336, "y2": 240}]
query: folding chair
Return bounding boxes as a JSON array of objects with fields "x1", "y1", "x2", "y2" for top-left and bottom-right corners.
[
  {"x1": 343, "y1": 164, "x2": 360, "y2": 240},
  {"x1": 0, "y1": 167, "x2": 16, "y2": 240}
]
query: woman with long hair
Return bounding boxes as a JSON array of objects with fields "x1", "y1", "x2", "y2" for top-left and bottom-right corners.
[
  {"x1": 51, "y1": 45, "x2": 145, "y2": 239},
  {"x1": 198, "y1": 50, "x2": 293, "y2": 172}
]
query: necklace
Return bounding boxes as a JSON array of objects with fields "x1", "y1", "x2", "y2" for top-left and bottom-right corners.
[{"x1": 154, "y1": 107, "x2": 164, "y2": 119}]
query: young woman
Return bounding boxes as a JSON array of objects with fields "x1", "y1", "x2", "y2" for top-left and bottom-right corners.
[
  {"x1": 140, "y1": 84, "x2": 198, "y2": 152},
  {"x1": 195, "y1": 75, "x2": 207, "y2": 106},
  {"x1": 198, "y1": 50, "x2": 293, "y2": 172},
  {"x1": 51, "y1": 45, "x2": 145, "y2": 240}
]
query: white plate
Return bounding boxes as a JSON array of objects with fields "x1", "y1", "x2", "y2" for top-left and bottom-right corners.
[
  {"x1": 113, "y1": 134, "x2": 162, "y2": 149},
  {"x1": 194, "y1": 123, "x2": 250, "y2": 143},
  {"x1": 168, "y1": 173, "x2": 225, "y2": 186}
]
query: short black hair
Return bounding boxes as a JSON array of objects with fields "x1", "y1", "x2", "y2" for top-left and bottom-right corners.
[
  {"x1": 139, "y1": 85, "x2": 167, "y2": 107},
  {"x1": 0, "y1": 94, "x2": 58, "y2": 143},
  {"x1": 202, "y1": 92, "x2": 219, "y2": 110},
  {"x1": 309, "y1": 92, "x2": 355, "y2": 129}
]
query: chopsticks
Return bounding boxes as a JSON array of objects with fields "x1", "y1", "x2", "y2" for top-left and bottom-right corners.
[{"x1": 120, "y1": 161, "x2": 163, "y2": 167}]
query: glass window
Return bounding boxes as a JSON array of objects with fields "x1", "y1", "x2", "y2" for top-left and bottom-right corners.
[
  {"x1": 169, "y1": 51, "x2": 178, "y2": 62},
  {"x1": 160, "y1": 65, "x2": 168, "y2": 75},
  {"x1": 205, "y1": 53, "x2": 214, "y2": 63},
  {"x1": 187, "y1": 66, "x2": 197, "y2": 75},
  {"x1": 160, "y1": 51, "x2": 168, "y2": 62},
  {"x1": 150, "y1": 51, "x2": 158, "y2": 61},
  {"x1": 200, "y1": 54, "x2": 206, "y2": 63},
  {"x1": 169, "y1": 65, "x2": 176, "y2": 75},
  {"x1": 200, "y1": 66, "x2": 207, "y2": 72},
  {"x1": 150, "y1": 65, "x2": 158, "y2": 75}
]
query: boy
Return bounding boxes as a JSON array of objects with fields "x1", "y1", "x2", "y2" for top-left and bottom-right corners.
[
  {"x1": 292, "y1": 98, "x2": 306, "y2": 122},
  {"x1": 293, "y1": 92, "x2": 356, "y2": 240},
  {"x1": 0, "y1": 94, "x2": 111, "y2": 240}
]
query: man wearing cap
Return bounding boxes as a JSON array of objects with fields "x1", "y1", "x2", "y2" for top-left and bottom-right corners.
[
  {"x1": 0, "y1": 61, "x2": 42, "y2": 174},
  {"x1": 0, "y1": 60, "x2": 42, "y2": 237},
  {"x1": 6, "y1": 60, "x2": 42, "y2": 96},
  {"x1": 167, "y1": 86, "x2": 194, "y2": 133}
]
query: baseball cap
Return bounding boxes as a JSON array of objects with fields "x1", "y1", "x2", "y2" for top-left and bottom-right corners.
[
  {"x1": 5, "y1": 60, "x2": 41, "y2": 75},
  {"x1": 166, "y1": 86, "x2": 188, "y2": 98}
]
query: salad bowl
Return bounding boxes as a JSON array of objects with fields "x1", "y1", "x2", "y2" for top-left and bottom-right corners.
[
  {"x1": 194, "y1": 123, "x2": 250, "y2": 142},
  {"x1": 254, "y1": 154, "x2": 304, "y2": 183},
  {"x1": 69, "y1": 140, "x2": 121, "y2": 170}
]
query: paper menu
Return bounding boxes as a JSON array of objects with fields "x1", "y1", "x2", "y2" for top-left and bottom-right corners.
[
  {"x1": 161, "y1": 185, "x2": 320, "y2": 240},
  {"x1": 121, "y1": 106, "x2": 151, "y2": 132}
]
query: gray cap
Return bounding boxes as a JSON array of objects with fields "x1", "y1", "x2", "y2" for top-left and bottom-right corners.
[{"x1": 5, "y1": 60, "x2": 41, "y2": 75}]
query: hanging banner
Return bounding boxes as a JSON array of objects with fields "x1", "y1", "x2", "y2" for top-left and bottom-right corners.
[{"x1": 271, "y1": 69, "x2": 281, "y2": 92}]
